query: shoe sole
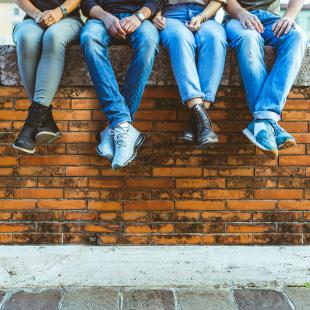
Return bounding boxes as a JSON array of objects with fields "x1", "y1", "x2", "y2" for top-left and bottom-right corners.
[
  {"x1": 12, "y1": 144, "x2": 35, "y2": 154},
  {"x1": 179, "y1": 137, "x2": 194, "y2": 143},
  {"x1": 196, "y1": 136, "x2": 219, "y2": 149},
  {"x1": 113, "y1": 134, "x2": 145, "y2": 169},
  {"x1": 96, "y1": 146, "x2": 113, "y2": 161},
  {"x1": 278, "y1": 138, "x2": 296, "y2": 150},
  {"x1": 243, "y1": 128, "x2": 278, "y2": 159},
  {"x1": 36, "y1": 132, "x2": 61, "y2": 145}
]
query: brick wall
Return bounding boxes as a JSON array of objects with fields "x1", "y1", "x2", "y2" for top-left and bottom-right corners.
[{"x1": 0, "y1": 46, "x2": 309, "y2": 245}]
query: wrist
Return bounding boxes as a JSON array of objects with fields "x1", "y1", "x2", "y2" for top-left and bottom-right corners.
[
  {"x1": 197, "y1": 14, "x2": 206, "y2": 22},
  {"x1": 135, "y1": 12, "x2": 145, "y2": 23},
  {"x1": 283, "y1": 13, "x2": 295, "y2": 20},
  {"x1": 59, "y1": 5, "x2": 67, "y2": 17},
  {"x1": 236, "y1": 8, "x2": 248, "y2": 19}
]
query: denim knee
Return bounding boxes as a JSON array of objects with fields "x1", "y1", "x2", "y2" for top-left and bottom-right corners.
[
  {"x1": 80, "y1": 21, "x2": 110, "y2": 51},
  {"x1": 43, "y1": 28, "x2": 66, "y2": 53},
  {"x1": 196, "y1": 22, "x2": 227, "y2": 47}
]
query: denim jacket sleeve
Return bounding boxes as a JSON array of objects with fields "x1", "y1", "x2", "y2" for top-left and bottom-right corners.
[{"x1": 81, "y1": 0, "x2": 99, "y2": 17}]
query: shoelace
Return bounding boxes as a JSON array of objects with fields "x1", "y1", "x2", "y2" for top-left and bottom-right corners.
[{"x1": 113, "y1": 128, "x2": 129, "y2": 148}]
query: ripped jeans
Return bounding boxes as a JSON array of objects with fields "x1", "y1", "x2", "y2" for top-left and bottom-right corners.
[{"x1": 225, "y1": 10, "x2": 307, "y2": 121}]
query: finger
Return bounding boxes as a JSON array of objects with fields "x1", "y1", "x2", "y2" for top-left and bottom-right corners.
[
  {"x1": 115, "y1": 21, "x2": 126, "y2": 36},
  {"x1": 154, "y1": 20, "x2": 164, "y2": 30},
  {"x1": 250, "y1": 17, "x2": 262, "y2": 33},
  {"x1": 271, "y1": 21, "x2": 278, "y2": 31},
  {"x1": 253, "y1": 15, "x2": 264, "y2": 32},
  {"x1": 277, "y1": 20, "x2": 288, "y2": 37},
  {"x1": 284, "y1": 20, "x2": 293, "y2": 34},
  {"x1": 240, "y1": 19, "x2": 247, "y2": 30},
  {"x1": 273, "y1": 19, "x2": 284, "y2": 36},
  {"x1": 245, "y1": 19, "x2": 254, "y2": 30},
  {"x1": 156, "y1": 19, "x2": 165, "y2": 28}
]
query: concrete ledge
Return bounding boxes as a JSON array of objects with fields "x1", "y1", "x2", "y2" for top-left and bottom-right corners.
[
  {"x1": 0, "y1": 246, "x2": 309, "y2": 288},
  {"x1": 0, "y1": 45, "x2": 310, "y2": 87}
]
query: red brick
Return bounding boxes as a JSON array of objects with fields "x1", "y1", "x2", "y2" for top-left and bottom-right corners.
[
  {"x1": 38, "y1": 200, "x2": 86, "y2": 210},
  {"x1": 254, "y1": 189, "x2": 303, "y2": 200},
  {"x1": 153, "y1": 167, "x2": 202, "y2": 177},
  {"x1": 0, "y1": 200, "x2": 36, "y2": 210},
  {"x1": 14, "y1": 189, "x2": 63, "y2": 199},
  {"x1": 125, "y1": 201, "x2": 174, "y2": 211},
  {"x1": 175, "y1": 201, "x2": 225, "y2": 210},
  {"x1": 227, "y1": 200, "x2": 276, "y2": 210},
  {"x1": 88, "y1": 201, "x2": 122, "y2": 211}
]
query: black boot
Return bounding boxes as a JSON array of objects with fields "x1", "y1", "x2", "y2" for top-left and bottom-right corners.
[
  {"x1": 13, "y1": 103, "x2": 60, "y2": 154},
  {"x1": 180, "y1": 113, "x2": 195, "y2": 143},
  {"x1": 36, "y1": 105, "x2": 60, "y2": 145},
  {"x1": 190, "y1": 104, "x2": 218, "y2": 148}
]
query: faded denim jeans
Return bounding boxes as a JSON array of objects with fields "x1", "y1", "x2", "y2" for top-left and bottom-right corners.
[{"x1": 225, "y1": 10, "x2": 307, "y2": 121}]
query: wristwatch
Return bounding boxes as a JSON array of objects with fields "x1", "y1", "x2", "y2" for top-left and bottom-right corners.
[
  {"x1": 135, "y1": 12, "x2": 145, "y2": 23},
  {"x1": 59, "y1": 4, "x2": 68, "y2": 17}
]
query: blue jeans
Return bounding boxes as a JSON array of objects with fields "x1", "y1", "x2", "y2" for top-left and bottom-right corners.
[
  {"x1": 225, "y1": 10, "x2": 307, "y2": 121},
  {"x1": 160, "y1": 4, "x2": 227, "y2": 104},
  {"x1": 80, "y1": 15, "x2": 159, "y2": 128},
  {"x1": 13, "y1": 18, "x2": 83, "y2": 106}
]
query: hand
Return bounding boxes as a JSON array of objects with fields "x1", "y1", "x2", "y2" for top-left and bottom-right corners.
[
  {"x1": 152, "y1": 14, "x2": 166, "y2": 30},
  {"x1": 120, "y1": 15, "x2": 141, "y2": 35},
  {"x1": 186, "y1": 15, "x2": 204, "y2": 32},
  {"x1": 40, "y1": 8, "x2": 63, "y2": 27},
  {"x1": 237, "y1": 10, "x2": 264, "y2": 33},
  {"x1": 272, "y1": 16, "x2": 295, "y2": 37},
  {"x1": 102, "y1": 13, "x2": 126, "y2": 39}
]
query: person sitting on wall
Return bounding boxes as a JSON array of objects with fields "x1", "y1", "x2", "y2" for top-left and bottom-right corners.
[
  {"x1": 153, "y1": 0, "x2": 228, "y2": 148},
  {"x1": 12, "y1": 0, "x2": 83, "y2": 154},
  {"x1": 225, "y1": 0, "x2": 307, "y2": 159},
  {"x1": 80, "y1": 0, "x2": 161, "y2": 169}
]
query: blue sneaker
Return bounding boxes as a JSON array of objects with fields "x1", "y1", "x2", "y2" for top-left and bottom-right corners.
[
  {"x1": 270, "y1": 121, "x2": 296, "y2": 150},
  {"x1": 112, "y1": 123, "x2": 145, "y2": 169},
  {"x1": 96, "y1": 127, "x2": 115, "y2": 161},
  {"x1": 243, "y1": 120, "x2": 278, "y2": 159}
]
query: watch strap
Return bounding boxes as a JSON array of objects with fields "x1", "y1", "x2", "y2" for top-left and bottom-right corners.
[
  {"x1": 59, "y1": 4, "x2": 68, "y2": 17},
  {"x1": 135, "y1": 12, "x2": 145, "y2": 23}
]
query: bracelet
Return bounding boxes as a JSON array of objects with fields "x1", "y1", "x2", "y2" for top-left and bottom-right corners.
[
  {"x1": 197, "y1": 14, "x2": 207, "y2": 22},
  {"x1": 59, "y1": 4, "x2": 68, "y2": 17}
]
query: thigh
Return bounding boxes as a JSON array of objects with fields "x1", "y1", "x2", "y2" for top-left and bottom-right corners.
[
  {"x1": 80, "y1": 19, "x2": 111, "y2": 47},
  {"x1": 43, "y1": 17, "x2": 83, "y2": 45},
  {"x1": 258, "y1": 10, "x2": 302, "y2": 47},
  {"x1": 196, "y1": 19, "x2": 227, "y2": 42},
  {"x1": 160, "y1": 18, "x2": 195, "y2": 47},
  {"x1": 13, "y1": 19, "x2": 44, "y2": 46},
  {"x1": 129, "y1": 20, "x2": 159, "y2": 46},
  {"x1": 225, "y1": 19, "x2": 260, "y2": 47}
]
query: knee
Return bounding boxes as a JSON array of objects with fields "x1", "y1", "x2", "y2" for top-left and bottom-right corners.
[
  {"x1": 43, "y1": 28, "x2": 66, "y2": 52},
  {"x1": 285, "y1": 27, "x2": 307, "y2": 49},
  {"x1": 197, "y1": 24, "x2": 227, "y2": 47},
  {"x1": 15, "y1": 28, "x2": 42, "y2": 51},
  {"x1": 80, "y1": 26, "x2": 109, "y2": 50},
  {"x1": 135, "y1": 30, "x2": 159, "y2": 53},
  {"x1": 234, "y1": 30, "x2": 264, "y2": 49}
]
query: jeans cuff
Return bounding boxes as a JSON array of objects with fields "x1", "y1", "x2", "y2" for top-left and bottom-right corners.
[
  {"x1": 181, "y1": 92, "x2": 205, "y2": 105},
  {"x1": 203, "y1": 95, "x2": 215, "y2": 103},
  {"x1": 254, "y1": 111, "x2": 280, "y2": 122},
  {"x1": 110, "y1": 119, "x2": 131, "y2": 129}
]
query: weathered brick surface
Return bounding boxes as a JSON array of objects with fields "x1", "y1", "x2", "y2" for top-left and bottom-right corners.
[
  {"x1": 0, "y1": 46, "x2": 309, "y2": 245},
  {"x1": 0, "y1": 85, "x2": 309, "y2": 245}
]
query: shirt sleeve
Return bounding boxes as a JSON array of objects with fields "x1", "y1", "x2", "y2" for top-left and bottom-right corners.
[
  {"x1": 143, "y1": 0, "x2": 162, "y2": 18},
  {"x1": 80, "y1": 0, "x2": 99, "y2": 17}
]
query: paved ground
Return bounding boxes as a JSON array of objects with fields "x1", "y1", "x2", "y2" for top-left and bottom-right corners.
[{"x1": 0, "y1": 287, "x2": 309, "y2": 310}]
